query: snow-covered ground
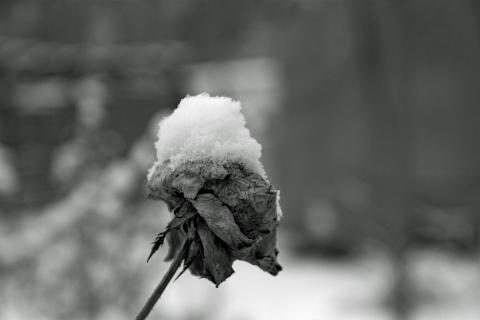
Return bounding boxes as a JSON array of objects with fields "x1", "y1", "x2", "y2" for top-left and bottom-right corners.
[
  {"x1": 2, "y1": 201, "x2": 479, "y2": 320},
  {"x1": 147, "y1": 247, "x2": 480, "y2": 320},
  {"x1": 158, "y1": 253, "x2": 392, "y2": 320}
]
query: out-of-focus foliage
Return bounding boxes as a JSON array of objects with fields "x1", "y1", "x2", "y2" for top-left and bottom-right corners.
[{"x1": 0, "y1": 121, "x2": 171, "y2": 319}]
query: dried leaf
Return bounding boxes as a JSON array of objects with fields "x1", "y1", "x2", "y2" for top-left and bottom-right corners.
[
  {"x1": 147, "y1": 201, "x2": 197, "y2": 262},
  {"x1": 164, "y1": 228, "x2": 184, "y2": 261},
  {"x1": 147, "y1": 230, "x2": 168, "y2": 262}
]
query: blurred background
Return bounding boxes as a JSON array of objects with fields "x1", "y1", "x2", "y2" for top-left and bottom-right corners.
[{"x1": 1, "y1": 1, "x2": 480, "y2": 319}]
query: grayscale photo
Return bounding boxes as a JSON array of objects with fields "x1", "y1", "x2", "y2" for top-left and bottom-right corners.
[{"x1": 0, "y1": 1, "x2": 479, "y2": 319}]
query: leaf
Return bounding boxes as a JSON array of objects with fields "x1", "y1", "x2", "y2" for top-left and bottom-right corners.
[
  {"x1": 148, "y1": 202, "x2": 197, "y2": 262},
  {"x1": 164, "y1": 228, "x2": 184, "y2": 262},
  {"x1": 147, "y1": 230, "x2": 169, "y2": 262},
  {"x1": 191, "y1": 193, "x2": 254, "y2": 249}
]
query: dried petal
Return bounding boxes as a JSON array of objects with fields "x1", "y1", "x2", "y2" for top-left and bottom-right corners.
[
  {"x1": 169, "y1": 202, "x2": 196, "y2": 228},
  {"x1": 171, "y1": 174, "x2": 203, "y2": 199},
  {"x1": 203, "y1": 163, "x2": 278, "y2": 239},
  {"x1": 147, "y1": 161, "x2": 183, "y2": 211},
  {"x1": 191, "y1": 193, "x2": 254, "y2": 249},
  {"x1": 196, "y1": 219, "x2": 234, "y2": 286},
  {"x1": 171, "y1": 161, "x2": 228, "y2": 199},
  {"x1": 235, "y1": 230, "x2": 282, "y2": 276}
]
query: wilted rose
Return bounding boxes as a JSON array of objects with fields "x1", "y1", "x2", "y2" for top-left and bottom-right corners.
[{"x1": 147, "y1": 159, "x2": 282, "y2": 286}]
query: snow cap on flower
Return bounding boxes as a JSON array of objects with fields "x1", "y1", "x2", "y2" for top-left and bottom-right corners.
[{"x1": 148, "y1": 93, "x2": 265, "y2": 180}]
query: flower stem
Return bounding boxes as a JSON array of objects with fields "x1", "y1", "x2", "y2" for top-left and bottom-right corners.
[{"x1": 135, "y1": 240, "x2": 190, "y2": 320}]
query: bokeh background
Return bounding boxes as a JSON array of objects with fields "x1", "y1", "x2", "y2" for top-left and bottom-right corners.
[{"x1": 1, "y1": 1, "x2": 480, "y2": 319}]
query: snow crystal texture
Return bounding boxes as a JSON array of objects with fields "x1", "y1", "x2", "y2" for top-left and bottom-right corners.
[{"x1": 148, "y1": 93, "x2": 266, "y2": 180}]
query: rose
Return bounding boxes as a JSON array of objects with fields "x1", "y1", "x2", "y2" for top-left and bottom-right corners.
[{"x1": 147, "y1": 159, "x2": 282, "y2": 286}]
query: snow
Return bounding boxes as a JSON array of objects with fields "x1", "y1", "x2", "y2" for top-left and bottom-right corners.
[
  {"x1": 148, "y1": 249, "x2": 480, "y2": 320},
  {"x1": 158, "y1": 253, "x2": 393, "y2": 320},
  {"x1": 148, "y1": 93, "x2": 266, "y2": 180}
]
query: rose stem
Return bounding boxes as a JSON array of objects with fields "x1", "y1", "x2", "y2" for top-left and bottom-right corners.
[{"x1": 135, "y1": 240, "x2": 190, "y2": 320}]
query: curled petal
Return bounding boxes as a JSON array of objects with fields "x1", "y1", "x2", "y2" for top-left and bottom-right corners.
[
  {"x1": 196, "y1": 219, "x2": 234, "y2": 286},
  {"x1": 191, "y1": 193, "x2": 254, "y2": 249},
  {"x1": 171, "y1": 161, "x2": 228, "y2": 199}
]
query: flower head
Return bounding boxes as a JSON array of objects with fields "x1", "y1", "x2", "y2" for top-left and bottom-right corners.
[{"x1": 146, "y1": 94, "x2": 282, "y2": 286}]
